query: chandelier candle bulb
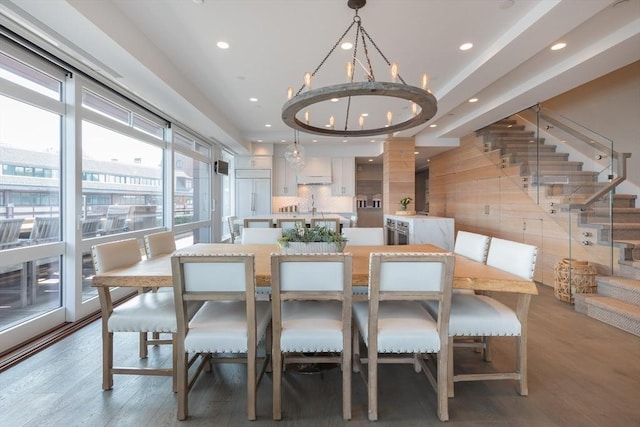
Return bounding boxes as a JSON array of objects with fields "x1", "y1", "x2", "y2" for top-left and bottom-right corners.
[
  {"x1": 359, "y1": 115, "x2": 365, "y2": 129},
  {"x1": 304, "y1": 72, "x2": 312, "y2": 90},
  {"x1": 412, "y1": 102, "x2": 418, "y2": 116},
  {"x1": 329, "y1": 115, "x2": 335, "y2": 129},
  {"x1": 421, "y1": 73, "x2": 429, "y2": 90},
  {"x1": 305, "y1": 110, "x2": 310, "y2": 125},
  {"x1": 287, "y1": 87, "x2": 293, "y2": 100},
  {"x1": 391, "y1": 63, "x2": 399, "y2": 82},
  {"x1": 346, "y1": 62, "x2": 354, "y2": 81},
  {"x1": 387, "y1": 111, "x2": 393, "y2": 126}
]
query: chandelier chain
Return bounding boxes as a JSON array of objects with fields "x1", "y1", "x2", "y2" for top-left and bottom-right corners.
[
  {"x1": 295, "y1": 20, "x2": 357, "y2": 97},
  {"x1": 360, "y1": 26, "x2": 408, "y2": 85}
]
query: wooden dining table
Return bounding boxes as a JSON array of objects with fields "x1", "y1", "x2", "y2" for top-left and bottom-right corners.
[{"x1": 92, "y1": 243, "x2": 538, "y2": 296}]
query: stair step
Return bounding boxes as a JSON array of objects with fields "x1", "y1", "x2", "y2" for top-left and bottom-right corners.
[
  {"x1": 596, "y1": 276, "x2": 640, "y2": 305},
  {"x1": 579, "y1": 296, "x2": 640, "y2": 337},
  {"x1": 531, "y1": 171, "x2": 599, "y2": 184},
  {"x1": 545, "y1": 182, "x2": 609, "y2": 197},
  {"x1": 619, "y1": 260, "x2": 640, "y2": 280},
  {"x1": 592, "y1": 194, "x2": 638, "y2": 209},
  {"x1": 518, "y1": 161, "x2": 584, "y2": 173},
  {"x1": 591, "y1": 223, "x2": 640, "y2": 241},
  {"x1": 507, "y1": 152, "x2": 569, "y2": 162},
  {"x1": 493, "y1": 136, "x2": 545, "y2": 143},
  {"x1": 481, "y1": 123, "x2": 526, "y2": 131},
  {"x1": 581, "y1": 207, "x2": 640, "y2": 224},
  {"x1": 482, "y1": 129, "x2": 536, "y2": 137}
]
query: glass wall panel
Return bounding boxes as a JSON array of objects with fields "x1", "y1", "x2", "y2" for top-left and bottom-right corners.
[
  {"x1": 0, "y1": 50, "x2": 64, "y2": 334},
  {"x1": 81, "y1": 121, "x2": 163, "y2": 235}
]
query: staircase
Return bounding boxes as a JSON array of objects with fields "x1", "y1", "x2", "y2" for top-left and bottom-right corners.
[{"x1": 478, "y1": 118, "x2": 640, "y2": 336}]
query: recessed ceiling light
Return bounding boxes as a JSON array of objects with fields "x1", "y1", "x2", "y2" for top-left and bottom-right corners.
[
  {"x1": 331, "y1": 98, "x2": 339, "y2": 102},
  {"x1": 341, "y1": 42, "x2": 353, "y2": 50},
  {"x1": 192, "y1": 0, "x2": 204, "y2": 4},
  {"x1": 459, "y1": 42, "x2": 473, "y2": 51},
  {"x1": 257, "y1": 139, "x2": 263, "y2": 142},
  {"x1": 216, "y1": 41, "x2": 229, "y2": 49},
  {"x1": 265, "y1": 124, "x2": 271, "y2": 127},
  {"x1": 370, "y1": 139, "x2": 376, "y2": 142},
  {"x1": 468, "y1": 98, "x2": 478, "y2": 103},
  {"x1": 551, "y1": 42, "x2": 566, "y2": 51},
  {"x1": 280, "y1": 139, "x2": 286, "y2": 143},
  {"x1": 429, "y1": 124, "x2": 437, "y2": 128},
  {"x1": 368, "y1": 159, "x2": 373, "y2": 162},
  {"x1": 414, "y1": 151, "x2": 419, "y2": 155},
  {"x1": 249, "y1": 97, "x2": 258, "y2": 102},
  {"x1": 342, "y1": 139, "x2": 348, "y2": 142},
  {"x1": 312, "y1": 139, "x2": 318, "y2": 142},
  {"x1": 361, "y1": 113, "x2": 369, "y2": 117}
]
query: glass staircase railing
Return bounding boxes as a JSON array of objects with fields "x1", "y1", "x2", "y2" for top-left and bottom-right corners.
[{"x1": 478, "y1": 104, "x2": 632, "y2": 292}]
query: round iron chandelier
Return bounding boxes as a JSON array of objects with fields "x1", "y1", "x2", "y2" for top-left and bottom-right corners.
[{"x1": 282, "y1": 0, "x2": 437, "y2": 138}]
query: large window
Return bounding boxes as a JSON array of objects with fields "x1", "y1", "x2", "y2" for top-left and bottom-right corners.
[
  {"x1": 81, "y1": 89, "x2": 165, "y2": 239},
  {"x1": 0, "y1": 49, "x2": 64, "y2": 336},
  {"x1": 173, "y1": 130, "x2": 212, "y2": 245},
  {"x1": 0, "y1": 36, "x2": 220, "y2": 354}
]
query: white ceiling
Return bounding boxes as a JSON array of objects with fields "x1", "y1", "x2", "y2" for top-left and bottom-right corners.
[{"x1": 2, "y1": 0, "x2": 639, "y2": 169}]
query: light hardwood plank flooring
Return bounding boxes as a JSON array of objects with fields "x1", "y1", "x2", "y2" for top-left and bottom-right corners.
[{"x1": 1, "y1": 285, "x2": 639, "y2": 426}]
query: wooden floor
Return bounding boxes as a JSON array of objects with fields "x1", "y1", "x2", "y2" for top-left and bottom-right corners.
[{"x1": 1, "y1": 285, "x2": 639, "y2": 426}]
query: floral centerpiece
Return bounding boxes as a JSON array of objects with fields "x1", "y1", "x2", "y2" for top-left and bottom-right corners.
[{"x1": 277, "y1": 223, "x2": 347, "y2": 253}]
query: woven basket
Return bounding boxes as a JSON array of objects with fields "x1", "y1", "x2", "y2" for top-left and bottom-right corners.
[
  {"x1": 553, "y1": 258, "x2": 597, "y2": 304},
  {"x1": 278, "y1": 242, "x2": 343, "y2": 254}
]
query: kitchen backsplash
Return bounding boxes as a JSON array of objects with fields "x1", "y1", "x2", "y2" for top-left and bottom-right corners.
[{"x1": 272, "y1": 184, "x2": 355, "y2": 213}]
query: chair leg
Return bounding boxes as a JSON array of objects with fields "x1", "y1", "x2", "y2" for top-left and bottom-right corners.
[
  {"x1": 343, "y1": 347, "x2": 352, "y2": 420},
  {"x1": 272, "y1": 349, "x2": 282, "y2": 420},
  {"x1": 247, "y1": 345, "x2": 257, "y2": 420},
  {"x1": 437, "y1": 347, "x2": 449, "y2": 421},
  {"x1": 177, "y1": 350, "x2": 188, "y2": 421},
  {"x1": 516, "y1": 334, "x2": 528, "y2": 396},
  {"x1": 139, "y1": 332, "x2": 148, "y2": 358},
  {"x1": 171, "y1": 334, "x2": 177, "y2": 393},
  {"x1": 448, "y1": 337, "x2": 454, "y2": 398},
  {"x1": 367, "y1": 352, "x2": 378, "y2": 421},
  {"x1": 352, "y1": 325, "x2": 360, "y2": 373},
  {"x1": 103, "y1": 330, "x2": 114, "y2": 390},
  {"x1": 484, "y1": 336, "x2": 493, "y2": 362}
]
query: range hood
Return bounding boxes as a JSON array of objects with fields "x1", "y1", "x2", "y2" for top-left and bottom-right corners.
[{"x1": 296, "y1": 157, "x2": 332, "y2": 185}]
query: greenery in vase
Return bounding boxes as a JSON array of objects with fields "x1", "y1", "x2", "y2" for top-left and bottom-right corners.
[
  {"x1": 399, "y1": 196, "x2": 413, "y2": 210},
  {"x1": 277, "y1": 224, "x2": 347, "y2": 250}
]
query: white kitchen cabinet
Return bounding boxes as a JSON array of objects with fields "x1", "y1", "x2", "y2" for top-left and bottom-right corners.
[
  {"x1": 235, "y1": 156, "x2": 272, "y2": 170},
  {"x1": 331, "y1": 157, "x2": 355, "y2": 196},
  {"x1": 236, "y1": 169, "x2": 271, "y2": 218},
  {"x1": 274, "y1": 158, "x2": 298, "y2": 196}
]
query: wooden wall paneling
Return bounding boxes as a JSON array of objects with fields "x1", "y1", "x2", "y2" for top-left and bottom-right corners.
[{"x1": 429, "y1": 134, "x2": 623, "y2": 287}]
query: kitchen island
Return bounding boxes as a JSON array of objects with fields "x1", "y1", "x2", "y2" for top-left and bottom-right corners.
[{"x1": 384, "y1": 214, "x2": 454, "y2": 250}]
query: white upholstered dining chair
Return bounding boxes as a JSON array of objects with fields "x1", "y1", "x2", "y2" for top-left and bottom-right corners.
[
  {"x1": 276, "y1": 218, "x2": 305, "y2": 231},
  {"x1": 241, "y1": 227, "x2": 282, "y2": 244},
  {"x1": 140, "y1": 230, "x2": 177, "y2": 355},
  {"x1": 91, "y1": 238, "x2": 177, "y2": 391},
  {"x1": 310, "y1": 217, "x2": 340, "y2": 232},
  {"x1": 342, "y1": 227, "x2": 384, "y2": 246},
  {"x1": 353, "y1": 252, "x2": 455, "y2": 422},
  {"x1": 454, "y1": 230, "x2": 490, "y2": 263},
  {"x1": 243, "y1": 218, "x2": 273, "y2": 228},
  {"x1": 423, "y1": 237, "x2": 537, "y2": 397},
  {"x1": 171, "y1": 253, "x2": 272, "y2": 421},
  {"x1": 270, "y1": 253, "x2": 353, "y2": 420}
]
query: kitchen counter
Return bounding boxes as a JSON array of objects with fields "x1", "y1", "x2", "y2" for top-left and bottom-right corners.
[{"x1": 384, "y1": 215, "x2": 454, "y2": 250}]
